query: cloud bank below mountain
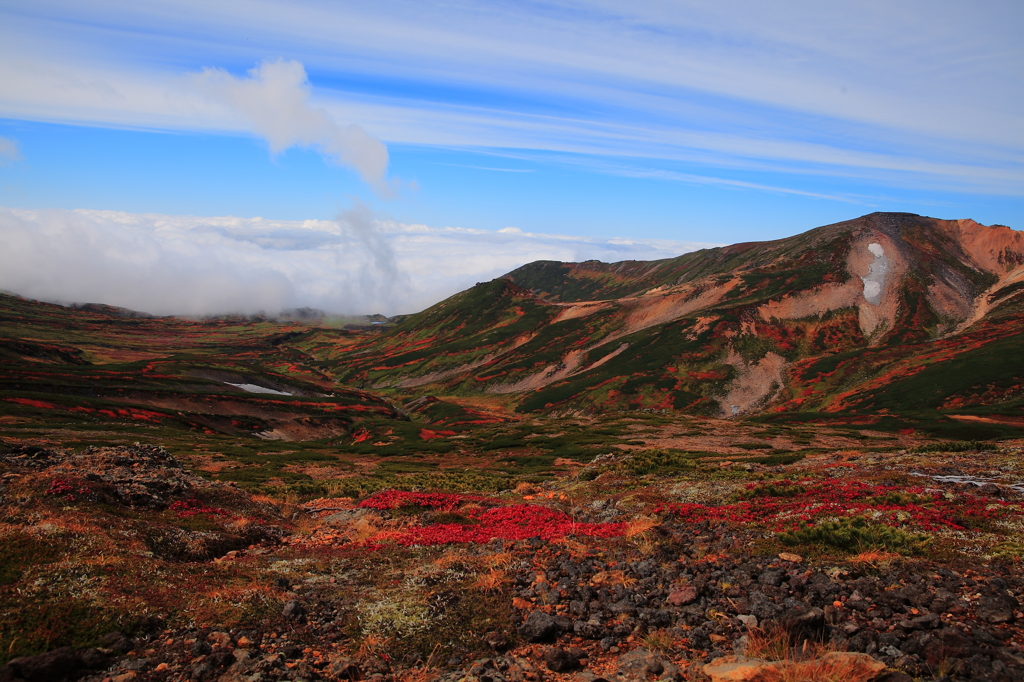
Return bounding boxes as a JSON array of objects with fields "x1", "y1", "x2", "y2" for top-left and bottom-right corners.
[{"x1": 0, "y1": 207, "x2": 716, "y2": 316}]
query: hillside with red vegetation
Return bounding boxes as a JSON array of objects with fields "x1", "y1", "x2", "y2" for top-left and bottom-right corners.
[
  {"x1": 323, "y1": 213, "x2": 1024, "y2": 440},
  {"x1": 1, "y1": 212, "x2": 1022, "y2": 682}
]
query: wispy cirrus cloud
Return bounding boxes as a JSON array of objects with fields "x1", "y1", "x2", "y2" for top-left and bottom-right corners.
[
  {"x1": 0, "y1": 54, "x2": 392, "y2": 191},
  {"x1": 1, "y1": 1, "x2": 1020, "y2": 196},
  {"x1": 0, "y1": 207, "x2": 716, "y2": 316}
]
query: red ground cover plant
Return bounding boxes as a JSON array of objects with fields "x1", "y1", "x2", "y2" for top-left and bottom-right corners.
[
  {"x1": 419, "y1": 429, "x2": 457, "y2": 440},
  {"x1": 4, "y1": 397, "x2": 59, "y2": 409},
  {"x1": 655, "y1": 480, "x2": 1019, "y2": 532},
  {"x1": 354, "y1": 491, "x2": 626, "y2": 547},
  {"x1": 169, "y1": 498, "x2": 230, "y2": 518},
  {"x1": 46, "y1": 477, "x2": 89, "y2": 501}
]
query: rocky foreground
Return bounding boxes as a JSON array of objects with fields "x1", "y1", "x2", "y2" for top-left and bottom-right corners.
[{"x1": 1, "y1": 443, "x2": 1022, "y2": 682}]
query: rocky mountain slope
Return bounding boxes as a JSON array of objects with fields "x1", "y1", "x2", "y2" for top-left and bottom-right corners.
[
  {"x1": 326, "y1": 213, "x2": 1024, "y2": 435},
  {"x1": 1, "y1": 214, "x2": 1023, "y2": 681}
]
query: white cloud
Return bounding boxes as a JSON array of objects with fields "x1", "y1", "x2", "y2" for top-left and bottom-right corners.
[
  {"x1": 0, "y1": 206, "x2": 717, "y2": 316},
  {"x1": 191, "y1": 60, "x2": 390, "y2": 190},
  {"x1": 0, "y1": 1, "x2": 1019, "y2": 195},
  {"x1": 0, "y1": 56, "x2": 390, "y2": 190},
  {"x1": 0, "y1": 136, "x2": 20, "y2": 164}
]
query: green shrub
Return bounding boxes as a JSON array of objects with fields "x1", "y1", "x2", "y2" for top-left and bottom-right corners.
[
  {"x1": 909, "y1": 440, "x2": 995, "y2": 454},
  {"x1": 356, "y1": 593, "x2": 433, "y2": 641},
  {"x1": 778, "y1": 516, "x2": 930, "y2": 555},
  {"x1": 621, "y1": 448, "x2": 698, "y2": 476},
  {"x1": 737, "y1": 483, "x2": 806, "y2": 499},
  {"x1": 320, "y1": 470, "x2": 513, "y2": 498},
  {"x1": 989, "y1": 540, "x2": 1024, "y2": 561},
  {"x1": 750, "y1": 452, "x2": 805, "y2": 466},
  {"x1": 866, "y1": 491, "x2": 931, "y2": 506}
]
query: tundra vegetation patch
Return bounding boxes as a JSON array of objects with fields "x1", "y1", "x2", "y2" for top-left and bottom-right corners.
[{"x1": 1, "y1": 212, "x2": 1024, "y2": 680}]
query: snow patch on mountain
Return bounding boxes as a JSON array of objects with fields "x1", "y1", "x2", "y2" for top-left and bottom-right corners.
[{"x1": 860, "y1": 242, "x2": 889, "y2": 305}]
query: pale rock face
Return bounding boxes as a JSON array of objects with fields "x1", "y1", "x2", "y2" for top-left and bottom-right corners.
[{"x1": 860, "y1": 242, "x2": 889, "y2": 306}]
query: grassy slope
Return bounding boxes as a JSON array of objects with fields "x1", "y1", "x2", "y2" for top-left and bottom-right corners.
[
  {"x1": 325, "y1": 214, "x2": 1023, "y2": 433},
  {"x1": 0, "y1": 293, "x2": 403, "y2": 443}
]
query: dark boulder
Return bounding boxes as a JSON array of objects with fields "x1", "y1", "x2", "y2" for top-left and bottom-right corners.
[
  {"x1": 282, "y1": 600, "x2": 307, "y2": 622},
  {"x1": 6, "y1": 647, "x2": 82, "y2": 682},
  {"x1": 615, "y1": 647, "x2": 664, "y2": 679},
  {"x1": 781, "y1": 605, "x2": 826, "y2": 644},
  {"x1": 976, "y1": 592, "x2": 1018, "y2": 624},
  {"x1": 543, "y1": 647, "x2": 581, "y2": 673},
  {"x1": 519, "y1": 610, "x2": 560, "y2": 642}
]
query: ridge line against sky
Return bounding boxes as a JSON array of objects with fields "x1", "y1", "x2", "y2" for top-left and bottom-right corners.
[
  {"x1": 0, "y1": 1, "x2": 1021, "y2": 314},
  {"x1": 0, "y1": 206, "x2": 721, "y2": 316}
]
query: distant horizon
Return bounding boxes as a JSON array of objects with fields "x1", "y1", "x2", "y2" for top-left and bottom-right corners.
[
  {"x1": 1, "y1": 1, "x2": 1020, "y2": 315},
  {"x1": 0, "y1": 206, "x2": 1017, "y2": 318}
]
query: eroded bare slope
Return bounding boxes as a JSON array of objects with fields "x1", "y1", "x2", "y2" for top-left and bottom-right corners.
[{"x1": 328, "y1": 213, "x2": 1024, "y2": 420}]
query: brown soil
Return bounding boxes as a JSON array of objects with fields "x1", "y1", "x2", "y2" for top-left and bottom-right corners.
[
  {"x1": 718, "y1": 350, "x2": 788, "y2": 417},
  {"x1": 550, "y1": 301, "x2": 613, "y2": 322},
  {"x1": 947, "y1": 219, "x2": 1024, "y2": 274},
  {"x1": 950, "y1": 414, "x2": 1024, "y2": 427}
]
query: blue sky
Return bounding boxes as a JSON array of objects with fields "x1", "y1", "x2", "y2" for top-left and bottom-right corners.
[{"x1": 0, "y1": 1, "x2": 1021, "y2": 313}]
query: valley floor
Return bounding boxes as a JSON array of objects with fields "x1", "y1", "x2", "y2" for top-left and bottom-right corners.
[{"x1": 1, "y1": 431, "x2": 1022, "y2": 682}]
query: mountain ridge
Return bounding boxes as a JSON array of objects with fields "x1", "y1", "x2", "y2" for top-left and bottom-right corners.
[{"x1": 326, "y1": 213, "x2": 1024, "y2": 425}]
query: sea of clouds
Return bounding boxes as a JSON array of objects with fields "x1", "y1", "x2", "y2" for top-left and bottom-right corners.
[{"x1": 0, "y1": 206, "x2": 716, "y2": 317}]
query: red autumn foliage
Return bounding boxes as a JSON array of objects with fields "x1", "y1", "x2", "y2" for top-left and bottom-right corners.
[
  {"x1": 46, "y1": 477, "x2": 88, "y2": 501},
  {"x1": 169, "y1": 499, "x2": 230, "y2": 518},
  {"x1": 655, "y1": 480, "x2": 1017, "y2": 532},
  {"x1": 355, "y1": 491, "x2": 626, "y2": 547},
  {"x1": 5, "y1": 398, "x2": 58, "y2": 409},
  {"x1": 419, "y1": 429, "x2": 457, "y2": 440}
]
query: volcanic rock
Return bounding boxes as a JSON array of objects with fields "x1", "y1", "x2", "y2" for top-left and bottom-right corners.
[{"x1": 544, "y1": 647, "x2": 580, "y2": 673}]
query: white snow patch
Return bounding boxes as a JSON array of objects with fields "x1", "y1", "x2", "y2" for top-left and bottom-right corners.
[
  {"x1": 910, "y1": 472, "x2": 1024, "y2": 494},
  {"x1": 860, "y1": 242, "x2": 889, "y2": 306},
  {"x1": 226, "y1": 382, "x2": 292, "y2": 396}
]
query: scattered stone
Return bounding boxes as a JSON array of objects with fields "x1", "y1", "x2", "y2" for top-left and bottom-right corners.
[
  {"x1": 519, "y1": 610, "x2": 559, "y2": 642},
  {"x1": 101, "y1": 631, "x2": 133, "y2": 654},
  {"x1": 5, "y1": 647, "x2": 83, "y2": 682},
  {"x1": 702, "y1": 655, "x2": 773, "y2": 682},
  {"x1": 975, "y1": 592, "x2": 1018, "y2": 624},
  {"x1": 575, "y1": 672, "x2": 611, "y2": 682},
  {"x1": 736, "y1": 614, "x2": 757, "y2": 629},
  {"x1": 666, "y1": 585, "x2": 698, "y2": 606},
  {"x1": 330, "y1": 656, "x2": 362, "y2": 679},
  {"x1": 282, "y1": 600, "x2": 307, "y2": 622},
  {"x1": 79, "y1": 649, "x2": 109, "y2": 670},
  {"x1": 543, "y1": 647, "x2": 580, "y2": 673},
  {"x1": 485, "y1": 631, "x2": 510, "y2": 652},
  {"x1": 615, "y1": 647, "x2": 665, "y2": 679},
  {"x1": 324, "y1": 508, "x2": 372, "y2": 525},
  {"x1": 782, "y1": 605, "x2": 826, "y2": 643},
  {"x1": 191, "y1": 640, "x2": 213, "y2": 656},
  {"x1": 118, "y1": 658, "x2": 150, "y2": 671},
  {"x1": 207, "y1": 631, "x2": 233, "y2": 648}
]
